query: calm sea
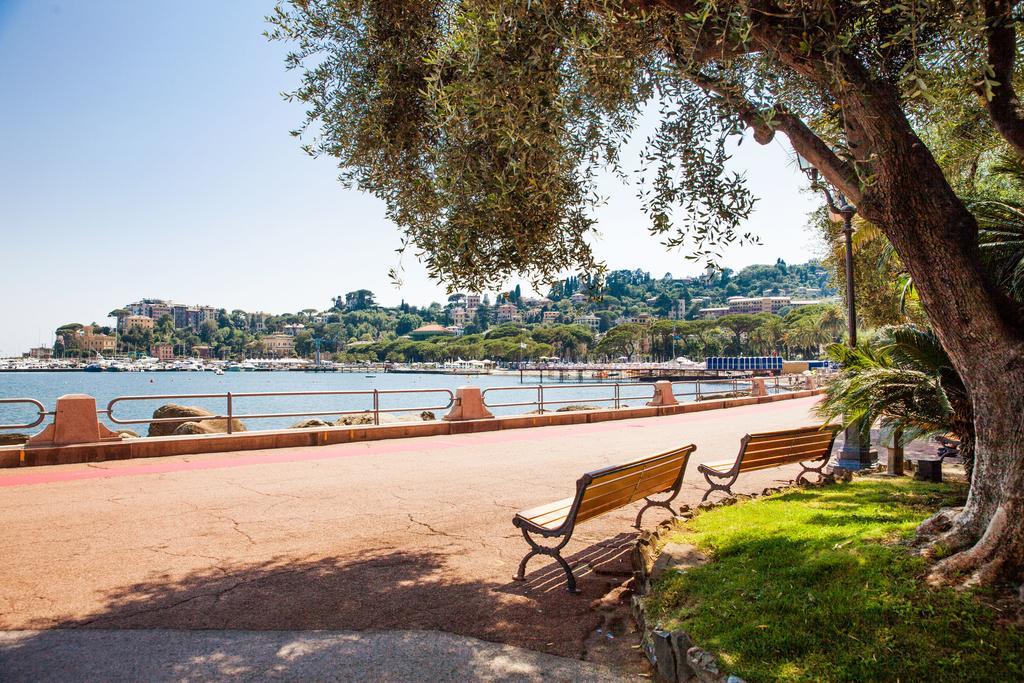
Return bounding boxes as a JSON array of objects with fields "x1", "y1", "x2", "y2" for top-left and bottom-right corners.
[{"x1": 0, "y1": 371, "x2": 737, "y2": 434}]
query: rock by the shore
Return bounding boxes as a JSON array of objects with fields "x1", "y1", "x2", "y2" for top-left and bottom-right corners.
[
  {"x1": 149, "y1": 404, "x2": 246, "y2": 437},
  {"x1": 555, "y1": 404, "x2": 601, "y2": 412},
  {"x1": 334, "y1": 411, "x2": 436, "y2": 426},
  {"x1": 291, "y1": 419, "x2": 332, "y2": 429},
  {"x1": 117, "y1": 430, "x2": 140, "y2": 439},
  {"x1": 0, "y1": 433, "x2": 29, "y2": 446}
]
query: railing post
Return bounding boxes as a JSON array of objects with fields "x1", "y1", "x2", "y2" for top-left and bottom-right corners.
[
  {"x1": 647, "y1": 380, "x2": 678, "y2": 407},
  {"x1": 538, "y1": 385, "x2": 544, "y2": 414},
  {"x1": 373, "y1": 389, "x2": 380, "y2": 425},
  {"x1": 614, "y1": 383, "x2": 620, "y2": 409},
  {"x1": 443, "y1": 387, "x2": 494, "y2": 421},
  {"x1": 26, "y1": 394, "x2": 120, "y2": 447},
  {"x1": 226, "y1": 392, "x2": 233, "y2": 434}
]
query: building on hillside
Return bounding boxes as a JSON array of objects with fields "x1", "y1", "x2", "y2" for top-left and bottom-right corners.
[
  {"x1": 496, "y1": 303, "x2": 518, "y2": 323},
  {"x1": 248, "y1": 312, "x2": 268, "y2": 332},
  {"x1": 262, "y1": 334, "x2": 294, "y2": 357},
  {"x1": 123, "y1": 315, "x2": 155, "y2": 332},
  {"x1": 27, "y1": 346, "x2": 52, "y2": 359},
  {"x1": 79, "y1": 326, "x2": 116, "y2": 355},
  {"x1": 446, "y1": 325, "x2": 464, "y2": 337},
  {"x1": 465, "y1": 294, "x2": 482, "y2": 310},
  {"x1": 151, "y1": 342, "x2": 174, "y2": 361},
  {"x1": 672, "y1": 299, "x2": 689, "y2": 320},
  {"x1": 628, "y1": 312, "x2": 653, "y2": 324},
  {"x1": 569, "y1": 292, "x2": 587, "y2": 304},
  {"x1": 192, "y1": 345, "x2": 213, "y2": 359},
  {"x1": 450, "y1": 307, "x2": 469, "y2": 326},
  {"x1": 723, "y1": 296, "x2": 785, "y2": 314},
  {"x1": 698, "y1": 306, "x2": 731, "y2": 319},
  {"x1": 282, "y1": 323, "x2": 306, "y2": 336},
  {"x1": 542, "y1": 311, "x2": 561, "y2": 325},
  {"x1": 574, "y1": 314, "x2": 600, "y2": 332},
  {"x1": 409, "y1": 324, "x2": 455, "y2": 340}
]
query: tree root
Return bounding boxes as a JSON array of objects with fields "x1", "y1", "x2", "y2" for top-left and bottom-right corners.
[{"x1": 924, "y1": 506, "x2": 1024, "y2": 588}]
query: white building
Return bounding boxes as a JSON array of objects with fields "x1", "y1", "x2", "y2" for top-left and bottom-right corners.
[{"x1": 574, "y1": 314, "x2": 600, "y2": 332}]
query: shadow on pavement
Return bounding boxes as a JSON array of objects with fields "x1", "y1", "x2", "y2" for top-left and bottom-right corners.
[{"x1": 8, "y1": 540, "x2": 640, "y2": 661}]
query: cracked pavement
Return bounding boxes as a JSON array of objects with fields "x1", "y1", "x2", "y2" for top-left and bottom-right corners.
[{"x1": 0, "y1": 397, "x2": 823, "y2": 675}]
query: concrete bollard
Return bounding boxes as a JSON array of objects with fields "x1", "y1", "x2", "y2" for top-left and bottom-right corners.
[
  {"x1": 443, "y1": 386, "x2": 495, "y2": 421},
  {"x1": 27, "y1": 394, "x2": 120, "y2": 447},
  {"x1": 647, "y1": 380, "x2": 678, "y2": 407},
  {"x1": 750, "y1": 378, "x2": 768, "y2": 397}
]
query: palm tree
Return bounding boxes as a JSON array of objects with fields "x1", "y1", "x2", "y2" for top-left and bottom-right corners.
[
  {"x1": 749, "y1": 318, "x2": 784, "y2": 355},
  {"x1": 816, "y1": 325, "x2": 974, "y2": 475}
]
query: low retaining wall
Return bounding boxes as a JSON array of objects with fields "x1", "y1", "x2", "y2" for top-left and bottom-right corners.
[{"x1": 0, "y1": 386, "x2": 821, "y2": 469}]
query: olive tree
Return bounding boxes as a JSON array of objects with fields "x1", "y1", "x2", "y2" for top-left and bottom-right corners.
[{"x1": 269, "y1": 1, "x2": 1024, "y2": 586}]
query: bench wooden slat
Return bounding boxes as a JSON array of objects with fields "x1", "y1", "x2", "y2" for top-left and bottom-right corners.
[
  {"x1": 743, "y1": 431, "x2": 837, "y2": 454},
  {"x1": 740, "y1": 442, "x2": 834, "y2": 468}
]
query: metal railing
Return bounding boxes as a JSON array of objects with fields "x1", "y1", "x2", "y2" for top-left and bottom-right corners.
[
  {"x1": 0, "y1": 398, "x2": 48, "y2": 430},
  {"x1": 481, "y1": 375, "x2": 807, "y2": 414},
  {"x1": 671, "y1": 378, "x2": 753, "y2": 401},
  {"x1": 482, "y1": 382, "x2": 661, "y2": 414},
  {"x1": 105, "y1": 388, "x2": 456, "y2": 433}
]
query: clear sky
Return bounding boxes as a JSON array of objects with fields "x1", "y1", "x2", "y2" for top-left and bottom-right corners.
[{"x1": 0, "y1": 0, "x2": 821, "y2": 355}]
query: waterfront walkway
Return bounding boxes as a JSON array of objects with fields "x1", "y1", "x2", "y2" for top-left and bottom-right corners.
[{"x1": 0, "y1": 396, "x2": 823, "y2": 679}]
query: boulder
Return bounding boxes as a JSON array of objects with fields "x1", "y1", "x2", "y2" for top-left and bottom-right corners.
[
  {"x1": 149, "y1": 404, "x2": 245, "y2": 437},
  {"x1": 117, "y1": 430, "x2": 140, "y2": 439},
  {"x1": 291, "y1": 419, "x2": 332, "y2": 429},
  {"x1": 556, "y1": 404, "x2": 602, "y2": 412},
  {"x1": 0, "y1": 433, "x2": 29, "y2": 446},
  {"x1": 335, "y1": 411, "x2": 436, "y2": 426},
  {"x1": 334, "y1": 412, "x2": 377, "y2": 426}
]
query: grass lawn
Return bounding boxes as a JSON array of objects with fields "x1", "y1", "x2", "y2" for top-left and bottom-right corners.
[{"x1": 646, "y1": 478, "x2": 1024, "y2": 682}]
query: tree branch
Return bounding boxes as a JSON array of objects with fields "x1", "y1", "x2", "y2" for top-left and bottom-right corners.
[
  {"x1": 686, "y1": 72, "x2": 864, "y2": 206},
  {"x1": 981, "y1": 0, "x2": 1024, "y2": 156}
]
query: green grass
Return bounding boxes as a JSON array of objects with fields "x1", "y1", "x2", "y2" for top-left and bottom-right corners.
[{"x1": 646, "y1": 479, "x2": 1024, "y2": 682}]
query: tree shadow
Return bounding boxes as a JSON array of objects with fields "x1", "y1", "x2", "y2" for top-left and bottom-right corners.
[{"x1": 0, "y1": 538, "x2": 643, "y2": 680}]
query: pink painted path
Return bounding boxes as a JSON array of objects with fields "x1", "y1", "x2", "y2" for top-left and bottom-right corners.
[{"x1": 0, "y1": 396, "x2": 823, "y2": 671}]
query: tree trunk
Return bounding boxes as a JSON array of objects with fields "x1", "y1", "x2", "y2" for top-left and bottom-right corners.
[{"x1": 834, "y1": 62, "x2": 1024, "y2": 586}]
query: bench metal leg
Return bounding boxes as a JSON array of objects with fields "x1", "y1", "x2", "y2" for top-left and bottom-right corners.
[
  {"x1": 796, "y1": 459, "x2": 828, "y2": 485},
  {"x1": 512, "y1": 527, "x2": 580, "y2": 593},
  {"x1": 700, "y1": 470, "x2": 737, "y2": 502},
  {"x1": 634, "y1": 488, "x2": 682, "y2": 528}
]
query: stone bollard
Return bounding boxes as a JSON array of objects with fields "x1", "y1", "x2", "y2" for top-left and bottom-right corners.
[
  {"x1": 750, "y1": 378, "x2": 768, "y2": 397},
  {"x1": 443, "y1": 386, "x2": 495, "y2": 421},
  {"x1": 647, "y1": 380, "x2": 678, "y2": 407},
  {"x1": 885, "y1": 427, "x2": 905, "y2": 476},
  {"x1": 27, "y1": 394, "x2": 120, "y2": 447}
]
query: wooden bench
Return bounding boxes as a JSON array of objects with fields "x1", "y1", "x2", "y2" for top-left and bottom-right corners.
[
  {"x1": 512, "y1": 444, "x2": 696, "y2": 593},
  {"x1": 698, "y1": 424, "x2": 841, "y2": 501}
]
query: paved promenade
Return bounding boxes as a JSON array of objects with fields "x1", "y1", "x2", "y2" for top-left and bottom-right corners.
[{"x1": 0, "y1": 397, "x2": 823, "y2": 678}]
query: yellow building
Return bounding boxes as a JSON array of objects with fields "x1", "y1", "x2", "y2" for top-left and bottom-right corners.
[{"x1": 262, "y1": 333, "x2": 294, "y2": 357}]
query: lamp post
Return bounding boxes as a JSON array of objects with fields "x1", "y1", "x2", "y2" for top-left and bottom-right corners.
[{"x1": 795, "y1": 153, "x2": 877, "y2": 470}]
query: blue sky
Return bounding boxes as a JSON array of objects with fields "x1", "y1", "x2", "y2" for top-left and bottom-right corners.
[{"x1": 0, "y1": 0, "x2": 820, "y2": 355}]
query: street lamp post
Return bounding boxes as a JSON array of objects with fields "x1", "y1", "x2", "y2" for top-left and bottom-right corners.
[{"x1": 796, "y1": 153, "x2": 877, "y2": 470}]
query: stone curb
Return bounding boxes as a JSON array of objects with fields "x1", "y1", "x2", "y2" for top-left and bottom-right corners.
[{"x1": 629, "y1": 469, "x2": 854, "y2": 682}]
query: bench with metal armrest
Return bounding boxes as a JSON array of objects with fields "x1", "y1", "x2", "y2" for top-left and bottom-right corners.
[
  {"x1": 698, "y1": 424, "x2": 841, "y2": 501},
  {"x1": 512, "y1": 444, "x2": 696, "y2": 593}
]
